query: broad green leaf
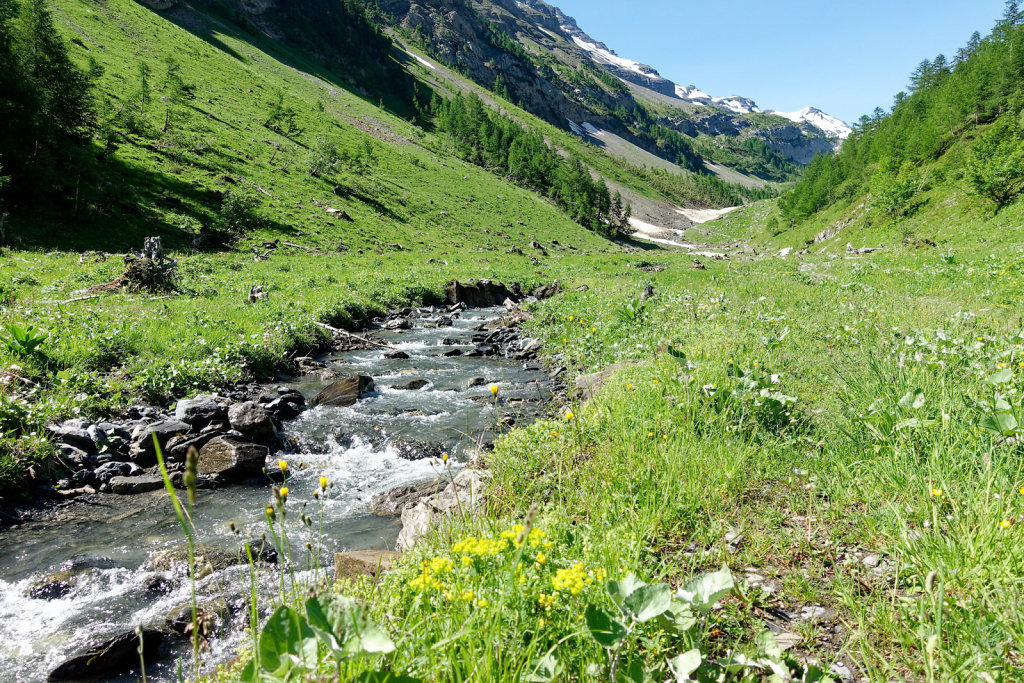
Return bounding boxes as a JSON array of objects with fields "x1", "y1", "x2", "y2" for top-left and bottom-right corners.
[
  {"x1": 657, "y1": 599, "x2": 697, "y2": 634},
  {"x1": 585, "y1": 605, "x2": 628, "y2": 648},
  {"x1": 755, "y1": 630, "x2": 783, "y2": 661},
  {"x1": 623, "y1": 583, "x2": 672, "y2": 622},
  {"x1": 985, "y1": 369, "x2": 1013, "y2": 385},
  {"x1": 350, "y1": 621, "x2": 395, "y2": 655},
  {"x1": 617, "y1": 658, "x2": 647, "y2": 683},
  {"x1": 524, "y1": 653, "x2": 562, "y2": 682},
  {"x1": 238, "y1": 658, "x2": 258, "y2": 683},
  {"x1": 677, "y1": 565, "x2": 734, "y2": 613},
  {"x1": 898, "y1": 389, "x2": 926, "y2": 410},
  {"x1": 668, "y1": 649, "x2": 702, "y2": 681},
  {"x1": 981, "y1": 412, "x2": 1019, "y2": 435},
  {"x1": 607, "y1": 573, "x2": 646, "y2": 608},
  {"x1": 258, "y1": 605, "x2": 301, "y2": 672}
]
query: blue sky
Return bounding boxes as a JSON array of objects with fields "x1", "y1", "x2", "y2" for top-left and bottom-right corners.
[{"x1": 548, "y1": 0, "x2": 1009, "y2": 123}]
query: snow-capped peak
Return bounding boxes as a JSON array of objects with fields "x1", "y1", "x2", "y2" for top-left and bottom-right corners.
[
  {"x1": 675, "y1": 84, "x2": 711, "y2": 101},
  {"x1": 770, "y1": 107, "x2": 851, "y2": 139}
]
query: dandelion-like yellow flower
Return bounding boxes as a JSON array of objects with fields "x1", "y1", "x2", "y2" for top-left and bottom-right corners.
[
  {"x1": 569, "y1": 316, "x2": 574, "y2": 322},
  {"x1": 278, "y1": 460, "x2": 288, "y2": 471},
  {"x1": 279, "y1": 486, "x2": 289, "y2": 502},
  {"x1": 978, "y1": 336, "x2": 985, "y2": 341},
  {"x1": 535, "y1": 552, "x2": 547, "y2": 566},
  {"x1": 319, "y1": 476, "x2": 328, "y2": 491},
  {"x1": 1019, "y1": 486, "x2": 1024, "y2": 496},
  {"x1": 931, "y1": 488, "x2": 943, "y2": 497},
  {"x1": 442, "y1": 452, "x2": 449, "y2": 463},
  {"x1": 461, "y1": 590, "x2": 475, "y2": 602},
  {"x1": 266, "y1": 504, "x2": 275, "y2": 518},
  {"x1": 490, "y1": 385, "x2": 498, "y2": 396},
  {"x1": 476, "y1": 599, "x2": 490, "y2": 608},
  {"x1": 565, "y1": 411, "x2": 574, "y2": 421},
  {"x1": 1000, "y1": 519, "x2": 1013, "y2": 529}
]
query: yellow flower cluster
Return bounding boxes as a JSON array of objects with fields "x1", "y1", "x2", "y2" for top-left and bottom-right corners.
[
  {"x1": 409, "y1": 556, "x2": 454, "y2": 592},
  {"x1": 454, "y1": 535, "x2": 508, "y2": 558},
  {"x1": 537, "y1": 592, "x2": 555, "y2": 609},
  {"x1": 552, "y1": 563, "x2": 593, "y2": 596}
]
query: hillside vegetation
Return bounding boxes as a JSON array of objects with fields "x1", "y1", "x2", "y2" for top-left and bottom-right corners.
[{"x1": 705, "y1": 3, "x2": 1024, "y2": 252}]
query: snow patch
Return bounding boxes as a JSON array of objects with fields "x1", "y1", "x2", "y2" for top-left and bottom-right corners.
[
  {"x1": 581, "y1": 122, "x2": 604, "y2": 136},
  {"x1": 675, "y1": 84, "x2": 711, "y2": 101},
  {"x1": 771, "y1": 107, "x2": 851, "y2": 139},
  {"x1": 570, "y1": 35, "x2": 653, "y2": 77},
  {"x1": 405, "y1": 50, "x2": 435, "y2": 70},
  {"x1": 675, "y1": 206, "x2": 739, "y2": 224},
  {"x1": 628, "y1": 218, "x2": 726, "y2": 257},
  {"x1": 711, "y1": 96, "x2": 760, "y2": 114}
]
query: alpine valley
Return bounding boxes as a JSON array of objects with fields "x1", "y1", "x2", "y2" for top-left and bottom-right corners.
[{"x1": 1, "y1": 0, "x2": 1023, "y2": 682}]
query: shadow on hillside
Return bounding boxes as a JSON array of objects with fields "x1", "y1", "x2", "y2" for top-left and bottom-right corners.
[
  {"x1": 155, "y1": 2, "x2": 431, "y2": 124},
  {"x1": 6, "y1": 152, "x2": 220, "y2": 252},
  {"x1": 617, "y1": 236, "x2": 669, "y2": 252}
]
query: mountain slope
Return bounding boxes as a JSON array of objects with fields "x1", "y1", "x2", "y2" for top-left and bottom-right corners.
[{"x1": 376, "y1": 0, "x2": 841, "y2": 173}]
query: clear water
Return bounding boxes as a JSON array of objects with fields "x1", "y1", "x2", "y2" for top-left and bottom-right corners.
[{"x1": 0, "y1": 307, "x2": 551, "y2": 681}]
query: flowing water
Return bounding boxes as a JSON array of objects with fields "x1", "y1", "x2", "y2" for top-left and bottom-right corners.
[{"x1": 0, "y1": 307, "x2": 553, "y2": 682}]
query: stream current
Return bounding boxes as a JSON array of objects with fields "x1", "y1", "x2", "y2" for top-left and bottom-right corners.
[{"x1": 0, "y1": 306, "x2": 552, "y2": 682}]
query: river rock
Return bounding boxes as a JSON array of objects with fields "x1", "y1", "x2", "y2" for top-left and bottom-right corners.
[
  {"x1": 146, "y1": 541, "x2": 276, "y2": 579},
  {"x1": 47, "y1": 422, "x2": 95, "y2": 453},
  {"x1": 575, "y1": 362, "x2": 633, "y2": 402},
  {"x1": 109, "y1": 474, "x2": 165, "y2": 495},
  {"x1": 532, "y1": 281, "x2": 561, "y2": 300},
  {"x1": 369, "y1": 478, "x2": 443, "y2": 515},
  {"x1": 385, "y1": 350, "x2": 410, "y2": 359},
  {"x1": 391, "y1": 439, "x2": 444, "y2": 461},
  {"x1": 174, "y1": 394, "x2": 228, "y2": 427},
  {"x1": 27, "y1": 569, "x2": 79, "y2": 600},
  {"x1": 198, "y1": 436, "x2": 268, "y2": 480},
  {"x1": 397, "y1": 469, "x2": 490, "y2": 550},
  {"x1": 130, "y1": 419, "x2": 191, "y2": 466},
  {"x1": 445, "y1": 279, "x2": 520, "y2": 307},
  {"x1": 312, "y1": 375, "x2": 375, "y2": 407},
  {"x1": 48, "y1": 629, "x2": 165, "y2": 681},
  {"x1": 334, "y1": 550, "x2": 402, "y2": 582},
  {"x1": 227, "y1": 401, "x2": 276, "y2": 443},
  {"x1": 394, "y1": 379, "x2": 429, "y2": 391}
]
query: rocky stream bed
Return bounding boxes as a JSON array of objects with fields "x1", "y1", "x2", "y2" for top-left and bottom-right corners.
[{"x1": 0, "y1": 281, "x2": 563, "y2": 682}]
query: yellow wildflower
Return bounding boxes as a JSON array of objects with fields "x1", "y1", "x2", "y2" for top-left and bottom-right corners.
[
  {"x1": 932, "y1": 488, "x2": 943, "y2": 498},
  {"x1": 319, "y1": 476, "x2": 328, "y2": 491},
  {"x1": 1000, "y1": 519, "x2": 1013, "y2": 529},
  {"x1": 490, "y1": 385, "x2": 498, "y2": 396},
  {"x1": 565, "y1": 411, "x2": 574, "y2": 421},
  {"x1": 278, "y1": 460, "x2": 288, "y2": 471},
  {"x1": 535, "y1": 552, "x2": 547, "y2": 566},
  {"x1": 279, "y1": 486, "x2": 289, "y2": 502}
]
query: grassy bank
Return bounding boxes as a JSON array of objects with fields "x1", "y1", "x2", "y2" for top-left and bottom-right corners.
[{"x1": 170, "y1": 238, "x2": 1024, "y2": 681}]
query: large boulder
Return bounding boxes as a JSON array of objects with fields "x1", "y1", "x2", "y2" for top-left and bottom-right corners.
[
  {"x1": 197, "y1": 436, "x2": 268, "y2": 480},
  {"x1": 532, "y1": 281, "x2": 561, "y2": 300},
  {"x1": 48, "y1": 629, "x2": 165, "y2": 681},
  {"x1": 334, "y1": 550, "x2": 402, "y2": 582},
  {"x1": 574, "y1": 362, "x2": 634, "y2": 402},
  {"x1": 312, "y1": 375, "x2": 375, "y2": 407},
  {"x1": 369, "y1": 478, "x2": 444, "y2": 516},
  {"x1": 129, "y1": 420, "x2": 191, "y2": 466},
  {"x1": 173, "y1": 394, "x2": 228, "y2": 428},
  {"x1": 109, "y1": 474, "x2": 165, "y2": 495},
  {"x1": 397, "y1": 469, "x2": 490, "y2": 550},
  {"x1": 145, "y1": 541, "x2": 276, "y2": 579},
  {"x1": 47, "y1": 421, "x2": 96, "y2": 453},
  {"x1": 444, "y1": 279, "x2": 520, "y2": 308},
  {"x1": 227, "y1": 401, "x2": 277, "y2": 443}
]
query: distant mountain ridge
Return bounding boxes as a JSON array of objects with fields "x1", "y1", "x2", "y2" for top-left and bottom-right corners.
[{"x1": 522, "y1": 0, "x2": 851, "y2": 139}]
